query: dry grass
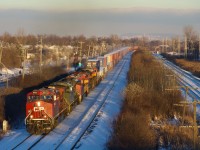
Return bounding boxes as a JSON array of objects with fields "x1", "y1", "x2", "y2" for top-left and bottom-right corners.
[
  {"x1": 159, "y1": 125, "x2": 193, "y2": 150},
  {"x1": 175, "y1": 59, "x2": 200, "y2": 77},
  {"x1": 108, "y1": 111, "x2": 156, "y2": 150},
  {"x1": 161, "y1": 54, "x2": 200, "y2": 77},
  {"x1": 108, "y1": 50, "x2": 193, "y2": 149}
]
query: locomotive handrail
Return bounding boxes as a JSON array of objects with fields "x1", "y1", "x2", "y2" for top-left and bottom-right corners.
[
  {"x1": 25, "y1": 110, "x2": 53, "y2": 125},
  {"x1": 24, "y1": 110, "x2": 32, "y2": 125},
  {"x1": 53, "y1": 107, "x2": 68, "y2": 119},
  {"x1": 43, "y1": 111, "x2": 53, "y2": 124}
]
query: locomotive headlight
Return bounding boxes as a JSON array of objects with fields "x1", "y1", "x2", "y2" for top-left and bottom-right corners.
[
  {"x1": 30, "y1": 115, "x2": 33, "y2": 119},
  {"x1": 44, "y1": 115, "x2": 47, "y2": 118},
  {"x1": 37, "y1": 102, "x2": 41, "y2": 107}
]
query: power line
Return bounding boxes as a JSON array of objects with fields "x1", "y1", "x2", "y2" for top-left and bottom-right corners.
[
  {"x1": 0, "y1": 41, "x2": 9, "y2": 88},
  {"x1": 174, "y1": 99, "x2": 200, "y2": 149}
]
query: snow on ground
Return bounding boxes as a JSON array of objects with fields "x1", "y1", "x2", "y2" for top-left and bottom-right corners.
[
  {"x1": 58, "y1": 56, "x2": 128, "y2": 149},
  {"x1": 155, "y1": 54, "x2": 200, "y2": 117},
  {"x1": 32, "y1": 53, "x2": 132, "y2": 150},
  {"x1": 0, "y1": 129, "x2": 30, "y2": 149},
  {"x1": 73, "y1": 54, "x2": 131, "y2": 150},
  {"x1": 31, "y1": 81, "x2": 110, "y2": 150},
  {"x1": 0, "y1": 78, "x2": 109, "y2": 149},
  {"x1": 0, "y1": 65, "x2": 106, "y2": 149},
  {"x1": 33, "y1": 53, "x2": 131, "y2": 149},
  {"x1": 0, "y1": 52, "x2": 132, "y2": 150}
]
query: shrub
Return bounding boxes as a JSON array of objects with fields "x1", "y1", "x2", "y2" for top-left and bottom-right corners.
[{"x1": 108, "y1": 50, "x2": 193, "y2": 149}]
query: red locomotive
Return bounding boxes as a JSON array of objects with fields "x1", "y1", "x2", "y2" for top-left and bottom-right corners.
[{"x1": 25, "y1": 47, "x2": 130, "y2": 134}]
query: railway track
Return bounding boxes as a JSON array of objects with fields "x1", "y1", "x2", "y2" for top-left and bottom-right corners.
[
  {"x1": 12, "y1": 134, "x2": 45, "y2": 150},
  {"x1": 155, "y1": 54, "x2": 200, "y2": 100},
  {"x1": 55, "y1": 53, "x2": 129, "y2": 150},
  {"x1": 6, "y1": 53, "x2": 131, "y2": 150},
  {"x1": 2, "y1": 80, "x2": 108, "y2": 150},
  {"x1": 6, "y1": 78, "x2": 108, "y2": 150},
  {"x1": 5, "y1": 83, "x2": 108, "y2": 150}
]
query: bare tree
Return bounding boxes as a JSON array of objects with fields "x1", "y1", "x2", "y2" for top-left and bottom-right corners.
[
  {"x1": 16, "y1": 28, "x2": 27, "y2": 44},
  {"x1": 183, "y1": 26, "x2": 198, "y2": 41},
  {"x1": 183, "y1": 26, "x2": 199, "y2": 60}
]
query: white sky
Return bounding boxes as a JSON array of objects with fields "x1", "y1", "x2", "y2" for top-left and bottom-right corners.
[{"x1": 1, "y1": 0, "x2": 200, "y2": 10}]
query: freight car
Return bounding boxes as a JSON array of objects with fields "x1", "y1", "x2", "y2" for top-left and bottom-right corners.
[{"x1": 25, "y1": 47, "x2": 130, "y2": 134}]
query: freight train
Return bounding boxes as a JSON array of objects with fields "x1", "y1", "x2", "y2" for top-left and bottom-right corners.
[{"x1": 25, "y1": 47, "x2": 130, "y2": 134}]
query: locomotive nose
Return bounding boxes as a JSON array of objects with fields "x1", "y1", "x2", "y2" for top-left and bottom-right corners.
[{"x1": 32, "y1": 102, "x2": 45, "y2": 118}]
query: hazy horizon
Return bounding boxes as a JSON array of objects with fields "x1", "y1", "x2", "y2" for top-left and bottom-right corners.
[{"x1": 0, "y1": 0, "x2": 200, "y2": 37}]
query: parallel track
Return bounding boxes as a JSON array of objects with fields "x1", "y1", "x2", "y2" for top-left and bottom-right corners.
[
  {"x1": 12, "y1": 134, "x2": 45, "y2": 150},
  {"x1": 55, "y1": 54, "x2": 129, "y2": 150},
  {"x1": 12, "y1": 53, "x2": 130, "y2": 150},
  {"x1": 155, "y1": 54, "x2": 200, "y2": 100},
  {"x1": 10, "y1": 77, "x2": 108, "y2": 150}
]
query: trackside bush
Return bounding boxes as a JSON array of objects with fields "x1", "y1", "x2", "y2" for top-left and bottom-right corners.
[{"x1": 108, "y1": 50, "x2": 193, "y2": 150}]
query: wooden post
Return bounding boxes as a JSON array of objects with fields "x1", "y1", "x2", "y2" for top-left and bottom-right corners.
[
  {"x1": 3, "y1": 120, "x2": 8, "y2": 132},
  {"x1": 78, "y1": 41, "x2": 84, "y2": 62},
  {"x1": 174, "y1": 99, "x2": 200, "y2": 149},
  {"x1": 0, "y1": 42, "x2": 2, "y2": 62}
]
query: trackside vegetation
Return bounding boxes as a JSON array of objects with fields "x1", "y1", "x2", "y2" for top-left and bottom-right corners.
[
  {"x1": 107, "y1": 50, "x2": 194, "y2": 150},
  {"x1": 161, "y1": 54, "x2": 200, "y2": 78},
  {"x1": 0, "y1": 66, "x2": 66, "y2": 133}
]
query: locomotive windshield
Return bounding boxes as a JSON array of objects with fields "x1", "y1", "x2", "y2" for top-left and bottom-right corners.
[
  {"x1": 27, "y1": 95, "x2": 53, "y2": 102},
  {"x1": 86, "y1": 60, "x2": 100, "y2": 71}
]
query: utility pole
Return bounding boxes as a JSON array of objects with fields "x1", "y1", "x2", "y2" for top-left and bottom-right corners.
[
  {"x1": 73, "y1": 46, "x2": 79, "y2": 54},
  {"x1": 101, "y1": 42, "x2": 105, "y2": 56},
  {"x1": 17, "y1": 44, "x2": 27, "y2": 82},
  {"x1": 87, "y1": 45, "x2": 91, "y2": 58},
  {"x1": 174, "y1": 99, "x2": 200, "y2": 150},
  {"x1": 22, "y1": 47, "x2": 27, "y2": 81},
  {"x1": 184, "y1": 35, "x2": 187, "y2": 58},
  {"x1": 165, "y1": 79, "x2": 198, "y2": 126},
  {"x1": 67, "y1": 51, "x2": 70, "y2": 70},
  {"x1": 16, "y1": 36, "x2": 27, "y2": 82},
  {"x1": 180, "y1": 86, "x2": 197, "y2": 126},
  {"x1": 0, "y1": 42, "x2": 2, "y2": 62},
  {"x1": 199, "y1": 35, "x2": 200, "y2": 60},
  {"x1": 172, "y1": 39, "x2": 174, "y2": 52},
  {"x1": 0, "y1": 43, "x2": 8, "y2": 88},
  {"x1": 100, "y1": 45, "x2": 103, "y2": 56},
  {"x1": 39, "y1": 37, "x2": 43, "y2": 75},
  {"x1": 162, "y1": 38, "x2": 165, "y2": 53},
  {"x1": 178, "y1": 37, "x2": 180, "y2": 55},
  {"x1": 92, "y1": 44, "x2": 95, "y2": 58},
  {"x1": 78, "y1": 41, "x2": 84, "y2": 62}
]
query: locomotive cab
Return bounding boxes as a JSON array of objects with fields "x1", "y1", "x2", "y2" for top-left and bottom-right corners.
[
  {"x1": 86, "y1": 59, "x2": 100, "y2": 72},
  {"x1": 25, "y1": 89, "x2": 57, "y2": 134}
]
